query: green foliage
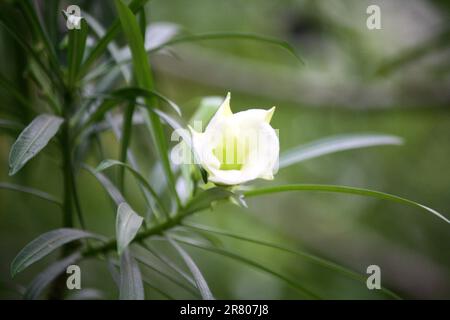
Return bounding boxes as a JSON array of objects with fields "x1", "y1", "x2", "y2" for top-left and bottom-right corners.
[
  {"x1": 9, "y1": 114, "x2": 63, "y2": 175},
  {"x1": 244, "y1": 184, "x2": 450, "y2": 224},
  {"x1": 11, "y1": 228, "x2": 102, "y2": 276},
  {"x1": 0, "y1": 0, "x2": 447, "y2": 300},
  {"x1": 116, "y1": 202, "x2": 144, "y2": 255},
  {"x1": 120, "y1": 249, "x2": 144, "y2": 300},
  {"x1": 167, "y1": 236, "x2": 214, "y2": 300}
]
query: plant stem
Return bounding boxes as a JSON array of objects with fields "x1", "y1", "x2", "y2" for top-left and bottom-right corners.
[
  {"x1": 82, "y1": 205, "x2": 202, "y2": 258},
  {"x1": 48, "y1": 93, "x2": 77, "y2": 299},
  {"x1": 61, "y1": 122, "x2": 74, "y2": 229}
]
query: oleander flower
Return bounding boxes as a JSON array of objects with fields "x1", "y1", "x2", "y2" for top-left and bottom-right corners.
[{"x1": 190, "y1": 93, "x2": 279, "y2": 185}]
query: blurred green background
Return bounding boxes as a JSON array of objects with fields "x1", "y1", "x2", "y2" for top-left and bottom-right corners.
[{"x1": 0, "y1": 0, "x2": 449, "y2": 299}]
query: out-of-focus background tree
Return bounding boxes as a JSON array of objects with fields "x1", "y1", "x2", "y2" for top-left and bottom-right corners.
[{"x1": 0, "y1": 0, "x2": 449, "y2": 299}]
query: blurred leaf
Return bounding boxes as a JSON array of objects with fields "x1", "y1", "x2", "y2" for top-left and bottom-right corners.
[
  {"x1": 116, "y1": 202, "x2": 143, "y2": 255},
  {"x1": 110, "y1": 87, "x2": 182, "y2": 116},
  {"x1": 16, "y1": 0, "x2": 63, "y2": 84},
  {"x1": 80, "y1": 0, "x2": 151, "y2": 77},
  {"x1": 76, "y1": 99, "x2": 118, "y2": 135},
  {"x1": 117, "y1": 22, "x2": 180, "y2": 60},
  {"x1": 141, "y1": 107, "x2": 189, "y2": 142},
  {"x1": 377, "y1": 28, "x2": 450, "y2": 76},
  {"x1": 0, "y1": 19, "x2": 58, "y2": 90},
  {"x1": 0, "y1": 74, "x2": 33, "y2": 111},
  {"x1": 149, "y1": 32, "x2": 304, "y2": 64},
  {"x1": 96, "y1": 159, "x2": 166, "y2": 215},
  {"x1": 79, "y1": 88, "x2": 182, "y2": 137},
  {"x1": 244, "y1": 184, "x2": 450, "y2": 224},
  {"x1": 279, "y1": 134, "x2": 403, "y2": 169},
  {"x1": 138, "y1": 6, "x2": 146, "y2": 37},
  {"x1": 11, "y1": 228, "x2": 102, "y2": 276},
  {"x1": 144, "y1": 22, "x2": 180, "y2": 51},
  {"x1": 67, "y1": 288, "x2": 105, "y2": 300},
  {"x1": 115, "y1": 0, "x2": 180, "y2": 207},
  {"x1": 9, "y1": 114, "x2": 64, "y2": 176},
  {"x1": 119, "y1": 103, "x2": 135, "y2": 191},
  {"x1": 24, "y1": 252, "x2": 81, "y2": 300},
  {"x1": 167, "y1": 236, "x2": 214, "y2": 300},
  {"x1": 83, "y1": 164, "x2": 125, "y2": 205},
  {"x1": 0, "y1": 182, "x2": 61, "y2": 206},
  {"x1": 44, "y1": 0, "x2": 60, "y2": 46},
  {"x1": 139, "y1": 242, "x2": 196, "y2": 287},
  {"x1": 67, "y1": 19, "x2": 88, "y2": 87},
  {"x1": 133, "y1": 246, "x2": 200, "y2": 297},
  {"x1": 120, "y1": 249, "x2": 144, "y2": 300},
  {"x1": 107, "y1": 256, "x2": 121, "y2": 288},
  {"x1": 173, "y1": 236, "x2": 319, "y2": 299},
  {"x1": 184, "y1": 223, "x2": 401, "y2": 299},
  {"x1": 184, "y1": 187, "x2": 235, "y2": 214},
  {"x1": 110, "y1": 256, "x2": 174, "y2": 299},
  {"x1": 189, "y1": 96, "x2": 222, "y2": 126},
  {"x1": 83, "y1": 12, "x2": 132, "y2": 82}
]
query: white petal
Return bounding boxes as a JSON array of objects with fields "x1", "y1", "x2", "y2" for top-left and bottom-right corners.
[
  {"x1": 205, "y1": 92, "x2": 232, "y2": 132},
  {"x1": 232, "y1": 107, "x2": 276, "y2": 127}
]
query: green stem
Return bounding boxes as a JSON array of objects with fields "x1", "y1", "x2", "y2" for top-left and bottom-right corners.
[
  {"x1": 82, "y1": 205, "x2": 201, "y2": 258},
  {"x1": 61, "y1": 122, "x2": 74, "y2": 229},
  {"x1": 47, "y1": 120, "x2": 73, "y2": 300},
  {"x1": 118, "y1": 103, "x2": 135, "y2": 192},
  {"x1": 48, "y1": 93, "x2": 82, "y2": 299}
]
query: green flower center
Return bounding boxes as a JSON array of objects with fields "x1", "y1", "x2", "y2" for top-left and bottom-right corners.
[{"x1": 212, "y1": 134, "x2": 249, "y2": 170}]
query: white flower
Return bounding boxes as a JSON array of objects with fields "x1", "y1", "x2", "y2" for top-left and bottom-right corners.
[{"x1": 190, "y1": 93, "x2": 279, "y2": 185}]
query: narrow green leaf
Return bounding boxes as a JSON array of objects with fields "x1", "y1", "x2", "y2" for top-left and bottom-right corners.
[
  {"x1": 11, "y1": 228, "x2": 102, "y2": 276},
  {"x1": 184, "y1": 222, "x2": 401, "y2": 299},
  {"x1": 110, "y1": 87, "x2": 182, "y2": 116},
  {"x1": 67, "y1": 19, "x2": 88, "y2": 87},
  {"x1": 133, "y1": 247, "x2": 200, "y2": 297},
  {"x1": 0, "y1": 19, "x2": 61, "y2": 91},
  {"x1": 16, "y1": 0, "x2": 63, "y2": 85},
  {"x1": 78, "y1": 88, "x2": 183, "y2": 138},
  {"x1": 244, "y1": 184, "x2": 450, "y2": 224},
  {"x1": 279, "y1": 134, "x2": 403, "y2": 169},
  {"x1": 83, "y1": 164, "x2": 125, "y2": 205},
  {"x1": 44, "y1": 0, "x2": 60, "y2": 46},
  {"x1": 167, "y1": 236, "x2": 214, "y2": 300},
  {"x1": 138, "y1": 6, "x2": 146, "y2": 38},
  {"x1": 82, "y1": 12, "x2": 132, "y2": 82},
  {"x1": 0, "y1": 119, "x2": 23, "y2": 132},
  {"x1": 24, "y1": 252, "x2": 81, "y2": 300},
  {"x1": 9, "y1": 114, "x2": 64, "y2": 175},
  {"x1": 96, "y1": 159, "x2": 166, "y2": 216},
  {"x1": 120, "y1": 249, "x2": 144, "y2": 300},
  {"x1": 0, "y1": 182, "x2": 61, "y2": 206},
  {"x1": 83, "y1": 22, "x2": 180, "y2": 83},
  {"x1": 115, "y1": 0, "x2": 180, "y2": 207},
  {"x1": 149, "y1": 32, "x2": 304, "y2": 64},
  {"x1": 116, "y1": 202, "x2": 144, "y2": 255},
  {"x1": 173, "y1": 236, "x2": 319, "y2": 299},
  {"x1": 80, "y1": 0, "x2": 151, "y2": 78},
  {"x1": 0, "y1": 73, "x2": 33, "y2": 111},
  {"x1": 88, "y1": 116, "x2": 163, "y2": 221},
  {"x1": 110, "y1": 257, "x2": 174, "y2": 299},
  {"x1": 138, "y1": 242, "x2": 196, "y2": 287},
  {"x1": 108, "y1": 254, "x2": 174, "y2": 300},
  {"x1": 119, "y1": 103, "x2": 135, "y2": 192}
]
